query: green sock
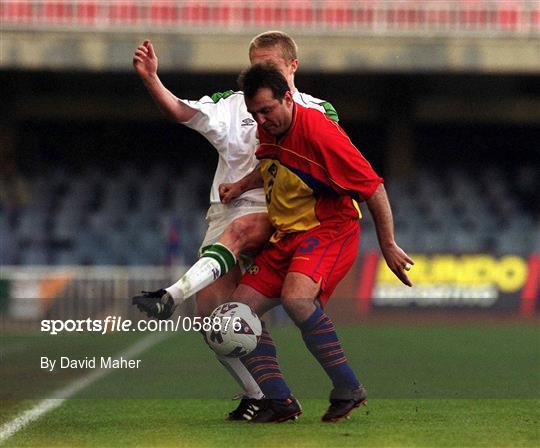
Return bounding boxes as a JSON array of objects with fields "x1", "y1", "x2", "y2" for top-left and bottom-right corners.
[
  {"x1": 201, "y1": 243, "x2": 237, "y2": 276},
  {"x1": 165, "y1": 243, "x2": 237, "y2": 300}
]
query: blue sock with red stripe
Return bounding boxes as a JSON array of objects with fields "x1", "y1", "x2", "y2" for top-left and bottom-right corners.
[
  {"x1": 240, "y1": 322, "x2": 291, "y2": 399},
  {"x1": 300, "y1": 307, "x2": 360, "y2": 391}
]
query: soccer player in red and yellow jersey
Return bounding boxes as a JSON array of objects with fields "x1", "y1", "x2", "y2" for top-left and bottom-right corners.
[{"x1": 219, "y1": 64, "x2": 414, "y2": 423}]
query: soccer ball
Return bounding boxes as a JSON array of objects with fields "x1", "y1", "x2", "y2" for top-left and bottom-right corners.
[{"x1": 206, "y1": 302, "x2": 262, "y2": 357}]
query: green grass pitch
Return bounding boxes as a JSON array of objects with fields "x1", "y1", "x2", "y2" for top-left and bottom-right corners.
[{"x1": 1, "y1": 324, "x2": 539, "y2": 447}]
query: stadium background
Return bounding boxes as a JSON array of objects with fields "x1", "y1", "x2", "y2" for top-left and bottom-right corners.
[{"x1": 0, "y1": 1, "x2": 539, "y2": 447}]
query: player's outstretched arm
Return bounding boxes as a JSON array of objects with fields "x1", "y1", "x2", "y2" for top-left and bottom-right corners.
[
  {"x1": 366, "y1": 184, "x2": 414, "y2": 287},
  {"x1": 133, "y1": 40, "x2": 198, "y2": 123},
  {"x1": 219, "y1": 165, "x2": 264, "y2": 204}
]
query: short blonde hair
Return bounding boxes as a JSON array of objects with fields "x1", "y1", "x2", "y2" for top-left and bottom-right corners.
[{"x1": 249, "y1": 30, "x2": 298, "y2": 64}]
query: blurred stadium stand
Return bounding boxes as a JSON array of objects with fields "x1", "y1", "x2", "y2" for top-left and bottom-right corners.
[
  {"x1": 1, "y1": 161, "x2": 210, "y2": 266},
  {"x1": 1, "y1": 153, "x2": 538, "y2": 266},
  {"x1": 2, "y1": 0, "x2": 539, "y2": 35}
]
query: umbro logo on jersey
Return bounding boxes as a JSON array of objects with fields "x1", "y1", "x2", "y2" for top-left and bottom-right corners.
[{"x1": 241, "y1": 118, "x2": 256, "y2": 126}]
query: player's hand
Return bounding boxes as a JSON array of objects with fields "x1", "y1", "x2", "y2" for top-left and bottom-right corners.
[
  {"x1": 380, "y1": 243, "x2": 414, "y2": 287},
  {"x1": 219, "y1": 182, "x2": 243, "y2": 204},
  {"x1": 133, "y1": 40, "x2": 158, "y2": 81},
  {"x1": 132, "y1": 289, "x2": 177, "y2": 319}
]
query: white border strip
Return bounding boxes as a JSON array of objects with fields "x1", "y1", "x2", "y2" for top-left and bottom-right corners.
[{"x1": 0, "y1": 332, "x2": 169, "y2": 445}]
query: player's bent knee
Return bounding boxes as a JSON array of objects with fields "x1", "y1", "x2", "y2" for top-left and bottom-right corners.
[
  {"x1": 227, "y1": 213, "x2": 273, "y2": 252},
  {"x1": 229, "y1": 218, "x2": 251, "y2": 239}
]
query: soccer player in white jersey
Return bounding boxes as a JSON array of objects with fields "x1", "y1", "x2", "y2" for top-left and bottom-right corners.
[{"x1": 132, "y1": 31, "x2": 339, "y2": 420}]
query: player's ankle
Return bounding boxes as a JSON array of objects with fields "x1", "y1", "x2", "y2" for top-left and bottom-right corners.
[{"x1": 165, "y1": 283, "x2": 184, "y2": 301}]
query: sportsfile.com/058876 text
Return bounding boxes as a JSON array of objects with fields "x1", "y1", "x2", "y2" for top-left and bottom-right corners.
[{"x1": 40, "y1": 315, "x2": 242, "y2": 335}]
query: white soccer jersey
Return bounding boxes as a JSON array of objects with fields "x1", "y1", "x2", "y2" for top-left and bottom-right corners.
[{"x1": 181, "y1": 90, "x2": 338, "y2": 205}]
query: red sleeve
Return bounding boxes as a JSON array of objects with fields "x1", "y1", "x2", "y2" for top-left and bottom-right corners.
[{"x1": 311, "y1": 115, "x2": 383, "y2": 201}]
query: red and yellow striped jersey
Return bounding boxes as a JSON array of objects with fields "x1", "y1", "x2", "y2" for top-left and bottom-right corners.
[{"x1": 256, "y1": 103, "x2": 383, "y2": 241}]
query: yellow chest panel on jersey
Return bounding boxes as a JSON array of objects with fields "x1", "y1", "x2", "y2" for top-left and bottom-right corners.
[{"x1": 260, "y1": 159, "x2": 320, "y2": 241}]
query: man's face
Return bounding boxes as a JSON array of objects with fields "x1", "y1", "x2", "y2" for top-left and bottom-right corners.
[
  {"x1": 246, "y1": 87, "x2": 294, "y2": 137},
  {"x1": 249, "y1": 46, "x2": 298, "y2": 89}
]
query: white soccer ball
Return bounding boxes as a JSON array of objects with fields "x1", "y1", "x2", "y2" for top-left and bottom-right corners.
[{"x1": 206, "y1": 302, "x2": 262, "y2": 357}]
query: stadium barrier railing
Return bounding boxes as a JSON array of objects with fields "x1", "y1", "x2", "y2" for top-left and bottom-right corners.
[
  {"x1": 0, "y1": 265, "x2": 190, "y2": 331},
  {"x1": 1, "y1": 254, "x2": 538, "y2": 332}
]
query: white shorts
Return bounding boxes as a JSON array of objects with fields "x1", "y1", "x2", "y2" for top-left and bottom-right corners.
[{"x1": 199, "y1": 198, "x2": 268, "y2": 254}]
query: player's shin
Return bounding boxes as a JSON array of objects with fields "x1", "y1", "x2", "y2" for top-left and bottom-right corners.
[
  {"x1": 239, "y1": 322, "x2": 292, "y2": 400},
  {"x1": 217, "y1": 356, "x2": 264, "y2": 399},
  {"x1": 165, "y1": 243, "x2": 236, "y2": 301},
  {"x1": 299, "y1": 307, "x2": 361, "y2": 394}
]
